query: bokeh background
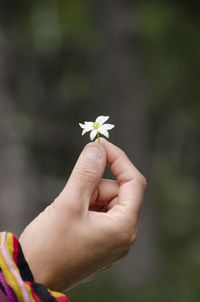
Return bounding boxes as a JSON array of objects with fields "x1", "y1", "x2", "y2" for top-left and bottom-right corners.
[{"x1": 0, "y1": 1, "x2": 199, "y2": 301}]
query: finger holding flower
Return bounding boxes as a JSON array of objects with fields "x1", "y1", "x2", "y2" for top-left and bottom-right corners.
[{"x1": 20, "y1": 116, "x2": 146, "y2": 292}]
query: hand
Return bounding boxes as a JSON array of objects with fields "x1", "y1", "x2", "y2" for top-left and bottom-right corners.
[{"x1": 19, "y1": 139, "x2": 147, "y2": 291}]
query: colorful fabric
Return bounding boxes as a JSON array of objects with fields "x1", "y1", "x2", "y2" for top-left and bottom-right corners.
[
  {"x1": 0, "y1": 232, "x2": 70, "y2": 302},
  {"x1": 0, "y1": 288, "x2": 10, "y2": 302}
]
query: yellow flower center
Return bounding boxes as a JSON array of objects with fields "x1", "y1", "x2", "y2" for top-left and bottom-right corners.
[{"x1": 93, "y1": 122, "x2": 100, "y2": 130}]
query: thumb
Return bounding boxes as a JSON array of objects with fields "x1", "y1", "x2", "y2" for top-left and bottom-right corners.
[{"x1": 60, "y1": 142, "x2": 106, "y2": 212}]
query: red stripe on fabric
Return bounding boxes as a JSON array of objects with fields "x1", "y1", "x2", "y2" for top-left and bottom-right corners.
[
  {"x1": 12, "y1": 234, "x2": 19, "y2": 265},
  {"x1": 24, "y1": 281, "x2": 42, "y2": 302}
]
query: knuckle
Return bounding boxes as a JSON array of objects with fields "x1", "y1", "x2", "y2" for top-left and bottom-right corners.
[
  {"x1": 119, "y1": 149, "x2": 126, "y2": 157},
  {"x1": 138, "y1": 175, "x2": 147, "y2": 189},
  {"x1": 118, "y1": 150, "x2": 127, "y2": 162},
  {"x1": 76, "y1": 164, "x2": 98, "y2": 183},
  {"x1": 129, "y1": 229, "x2": 138, "y2": 245}
]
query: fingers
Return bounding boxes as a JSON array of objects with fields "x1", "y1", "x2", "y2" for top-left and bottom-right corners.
[
  {"x1": 90, "y1": 179, "x2": 119, "y2": 206},
  {"x1": 60, "y1": 142, "x2": 106, "y2": 212},
  {"x1": 100, "y1": 138, "x2": 145, "y2": 183},
  {"x1": 106, "y1": 196, "x2": 118, "y2": 211},
  {"x1": 57, "y1": 137, "x2": 146, "y2": 221},
  {"x1": 100, "y1": 138, "x2": 147, "y2": 219}
]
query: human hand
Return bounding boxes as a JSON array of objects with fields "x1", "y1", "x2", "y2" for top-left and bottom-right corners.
[{"x1": 19, "y1": 139, "x2": 147, "y2": 291}]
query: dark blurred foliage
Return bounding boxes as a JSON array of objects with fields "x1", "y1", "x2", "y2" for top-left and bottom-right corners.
[{"x1": 0, "y1": 1, "x2": 199, "y2": 301}]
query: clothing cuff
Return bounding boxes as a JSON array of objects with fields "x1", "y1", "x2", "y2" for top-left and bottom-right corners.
[{"x1": 0, "y1": 232, "x2": 70, "y2": 302}]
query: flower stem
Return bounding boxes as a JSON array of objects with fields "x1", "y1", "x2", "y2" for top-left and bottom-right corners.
[{"x1": 97, "y1": 132, "x2": 100, "y2": 143}]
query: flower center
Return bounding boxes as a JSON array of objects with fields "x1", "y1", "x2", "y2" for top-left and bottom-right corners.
[{"x1": 93, "y1": 122, "x2": 100, "y2": 130}]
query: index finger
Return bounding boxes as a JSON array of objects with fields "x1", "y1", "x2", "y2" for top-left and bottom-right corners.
[{"x1": 100, "y1": 138, "x2": 147, "y2": 216}]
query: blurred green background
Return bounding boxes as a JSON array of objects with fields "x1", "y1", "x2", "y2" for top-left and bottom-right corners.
[{"x1": 0, "y1": 1, "x2": 199, "y2": 301}]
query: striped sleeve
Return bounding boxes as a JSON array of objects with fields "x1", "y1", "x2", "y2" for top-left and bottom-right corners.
[{"x1": 0, "y1": 232, "x2": 70, "y2": 302}]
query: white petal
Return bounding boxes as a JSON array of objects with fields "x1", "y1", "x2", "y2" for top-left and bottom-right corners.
[
  {"x1": 96, "y1": 116, "x2": 109, "y2": 125},
  {"x1": 102, "y1": 123, "x2": 115, "y2": 130},
  {"x1": 82, "y1": 124, "x2": 93, "y2": 131},
  {"x1": 82, "y1": 128, "x2": 90, "y2": 135},
  {"x1": 79, "y1": 123, "x2": 86, "y2": 129},
  {"x1": 90, "y1": 130, "x2": 97, "y2": 140},
  {"x1": 79, "y1": 123, "x2": 93, "y2": 135},
  {"x1": 99, "y1": 126, "x2": 109, "y2": 138},
  {"x1": 84, "y1": 122, "x2": 94, "y2": 128}
]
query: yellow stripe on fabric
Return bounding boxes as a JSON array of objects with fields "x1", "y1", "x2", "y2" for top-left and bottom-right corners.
[
  {"x1": 1, "y1": 232, "x2": 66, "y2": 302},
  {"x1": 49, "y1": 289, "x2": 66, "y2": 298},
  {"x1": 24, "y1": 283, "x2": 37, "y2": 302},
  {"x1": 0, "y1": 232, "x2": 24, "y2": 301},
  {"x1": 5, "y1": 233, "x2": 15, "y2": 269},
  {"x1": 5, "y1": 233, "x2": 38, "y2": 302},
  {"x1": 5, "y1": 234, "x2": 35, "y2": 301},
  {"x1": 0, "y1": 232, "x2": 36, "y2": 302}
]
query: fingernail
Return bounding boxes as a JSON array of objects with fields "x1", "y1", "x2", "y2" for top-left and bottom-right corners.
[{"x1": 83, "y1": 146, "x2": 103, "y2": 160}]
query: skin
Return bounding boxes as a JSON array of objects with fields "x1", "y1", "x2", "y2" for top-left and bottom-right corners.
[{"x1": 19, "y1": 138, "x2": 147, "y2": 291}]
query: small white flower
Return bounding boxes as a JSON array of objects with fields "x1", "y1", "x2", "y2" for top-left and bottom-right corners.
[{"x1": 79, "y1": 115, "x2": 115, "y2": 141}]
